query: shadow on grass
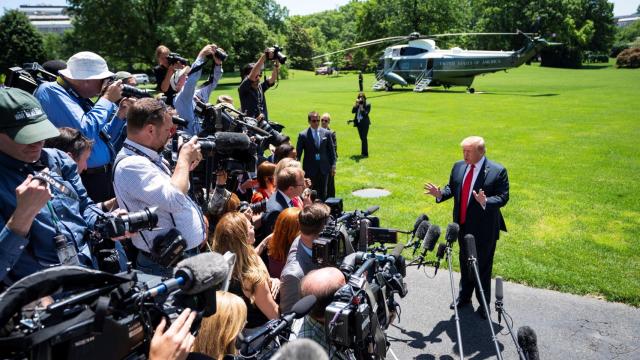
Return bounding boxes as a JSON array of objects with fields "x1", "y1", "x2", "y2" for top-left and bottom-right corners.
[
  {"x1": 579, "y1": 64, "x2": 610, "y2": 70},
  {"x1": 479, "y1": 92, "x2": 559, "y2": 97},
  {"x1": 349, "y1": 154, "x2": 369, "y2": 162},
  {"x1": 389, "y1": 308, "x2": 506, "y2": 359}
]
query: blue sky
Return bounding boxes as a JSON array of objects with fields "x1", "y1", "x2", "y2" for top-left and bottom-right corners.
[{"x1": 1, "y1": 0, "x2": 637, "y2": 17}]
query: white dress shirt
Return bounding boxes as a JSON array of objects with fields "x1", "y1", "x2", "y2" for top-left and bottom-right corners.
[{"x1": 113, "y1": 139, "x2": 206, "y2": 251}]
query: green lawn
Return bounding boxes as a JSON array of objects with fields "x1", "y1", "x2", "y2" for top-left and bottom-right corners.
[{"x1": 207, "y1": 62, "x2": 640, "y2": 306}]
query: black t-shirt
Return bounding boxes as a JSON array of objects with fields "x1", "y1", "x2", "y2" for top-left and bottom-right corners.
[
  {"x1": 238, "y1": 77, "x2": 271, "y2": 120},
  {"x1": 228, "y1": 278, "x2": 270, "y2": 329},
  {"x1": 153, "y1": 65, "x2": 176, "y2": 106}
]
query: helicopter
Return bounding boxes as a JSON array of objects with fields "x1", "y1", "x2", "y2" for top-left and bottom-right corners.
[{"x1": 314, "y1": 31, "x2": 559, "y2": 93}]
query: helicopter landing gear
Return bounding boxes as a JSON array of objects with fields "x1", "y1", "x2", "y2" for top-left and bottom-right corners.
[{"x1": 467, "y1": 87, "x2": 475, "y2": 94}]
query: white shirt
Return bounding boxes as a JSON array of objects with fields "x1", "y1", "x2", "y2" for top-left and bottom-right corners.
[
  {"x1": 462, "y1": 156, "x2": 486, "y2": 207},
  {"x1": 113, "y1": 139, "x2": 206, "y2": 251}
]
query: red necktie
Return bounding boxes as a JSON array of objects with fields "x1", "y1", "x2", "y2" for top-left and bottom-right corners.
[{"x1": 459, "y1": 164, "x2": 475, "y2": 225}]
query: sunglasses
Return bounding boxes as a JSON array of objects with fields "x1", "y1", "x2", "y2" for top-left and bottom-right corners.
[{"x1": 310, "y1": 119, "x2": 319, "y2": 123}]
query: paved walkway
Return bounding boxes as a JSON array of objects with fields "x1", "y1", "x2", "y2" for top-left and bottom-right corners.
[{"x1": 386, "y1": 266, "x2": 640, "y2": 359}]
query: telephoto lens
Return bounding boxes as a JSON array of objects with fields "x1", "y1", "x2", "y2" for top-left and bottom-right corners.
[{"x1": 122, "y1": 206, "x2": 159, "y2": 233}]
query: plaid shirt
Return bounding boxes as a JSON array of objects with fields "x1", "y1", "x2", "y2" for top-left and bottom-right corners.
[{"x1": 296, "y1": 316, "x2": 355, "y2": 360}]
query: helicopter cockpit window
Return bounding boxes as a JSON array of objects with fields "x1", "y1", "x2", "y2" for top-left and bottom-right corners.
[{"x1": 400, "y1": 47, "x2": 428, "y2": 56}]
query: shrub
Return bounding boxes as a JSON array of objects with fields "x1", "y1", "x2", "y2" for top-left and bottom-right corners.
[{"x1": 616, "y1": 48, "x2": 640, "y2": 68}]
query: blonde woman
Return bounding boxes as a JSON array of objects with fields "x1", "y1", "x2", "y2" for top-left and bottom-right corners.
[
  {"x1": 192, "y1": 291, "x2": 247, "y2": 360},
  {"x1": 212, "y1": 212, "x2": 279, "y2": 328}
]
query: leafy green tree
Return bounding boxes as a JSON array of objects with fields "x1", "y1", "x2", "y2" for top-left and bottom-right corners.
[
  {"x1": 0, "y1": 10, "x2": 46, "y2": 73},
  {"x1": 285, "y1": 18, "x2": 315, "y2": 70}
]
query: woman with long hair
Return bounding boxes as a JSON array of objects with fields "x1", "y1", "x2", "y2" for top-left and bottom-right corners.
[
  {"x1": 192, "y1": 291, "x2": 247, "y2": 360},
  {"x1": 211, "y1": 212, "x2": 279, "y2": 328},
  {"x1": 267, "y1": 207, "x2": 301, "y2": 278}
]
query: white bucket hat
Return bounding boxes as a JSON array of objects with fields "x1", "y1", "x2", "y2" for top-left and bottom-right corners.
[{"x1": 59, "y1": 51, "x2": 114, "y2": 80}]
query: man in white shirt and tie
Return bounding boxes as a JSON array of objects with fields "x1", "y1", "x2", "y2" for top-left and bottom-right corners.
[{"x1": 296, "y1": 111, "x2": 336, "y2": 201}]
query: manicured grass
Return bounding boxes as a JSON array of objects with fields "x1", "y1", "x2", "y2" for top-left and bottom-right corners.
[{"x1": 207, "y1": 62, "x2": 640, "y2": 306}]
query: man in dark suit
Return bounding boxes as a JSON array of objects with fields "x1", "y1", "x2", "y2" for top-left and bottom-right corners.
[
  {"x1": 425, "y1": 136, "x2": 509, "y2": 319},
  {"x1": 257, "y1": 165, "x2": 305, "y2": 241},
  {"x1": 351, "y1": 92, "x2": 371, "y2": 157},
  {"x1": 296, "y1": 111, "x2": 336, "y2": 201}
]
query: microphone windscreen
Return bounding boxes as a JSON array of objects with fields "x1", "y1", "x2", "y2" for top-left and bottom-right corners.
[
  {"x1": 215, "y1": 132, "x2": 250, "y2": 151},
  {"x1": 174, "y1": 252, "x2": 230, "y2": 294},
  {"x1": 517, "y1": 326, "x2": 539, "y2": 360},
  {"x1": 291, "y1": 295, "x2": 317, "y2": 319},
  {"x1": 423, "y1": 225, "x2": 441, "y2": 251},
  {"x1": 463, "y1": 234, "x2": 477, "y2": 259},
  {"x1": 415, "y1": 221, "x2": 430, "y2": 241},
  {"x1": 445, "y1": 222, "x2": 460, "y2": 243},
  {"x1": 495, "y1": 276, "x2": 503, "y2": 301},
  {"x1": 436, "y1": 243, "x2": 446, "y2": 258},
  {"x1": 271, "y1": 338, "x2": 329, "y2": 360},
  {"x1": 365, "y1": 205, "x2": 380, "y2": 215},
  {"x1": 412, "y1": 214, "x2": 429, "y2": 233},
  {"x1": 392, "y1": 243, "x2": 405, "y2": 259}
]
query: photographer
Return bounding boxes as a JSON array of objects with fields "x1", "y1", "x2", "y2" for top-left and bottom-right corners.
[
  {"x1": 238, "y1": 47, "x2": 281, "y2": 121},
  {"x1": 350, "y1": 92, "x2": 371, "y2": 157},
  {"x1": 296, "y1": 267, "x2": 352, "y2": 360},
  {"x1": 279, "y1": 202, "x2": 331, "y2": 314},
  {"x1": 154, "y1": 45, "x2": 184, "y2": 106},
  {"x1": 113, "y1": 98, "x2": 207, "y2": 277},
  {"x1": 34, "y1": 51, "x2": 133, "y2": 202},
  {"x1": 0, "y1": 88, "x2": 125, "y2": 285},
  {"x1": 173, "y1": 44, "x2": 225, "y2": 136}
]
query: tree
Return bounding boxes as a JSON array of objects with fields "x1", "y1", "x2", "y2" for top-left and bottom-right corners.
[
  {"x1": 285, "y1": 18, "x2": 315, "y2": 70},
  {"x1": 0, "y1": 10, "x2": 46, "y2": 74}
]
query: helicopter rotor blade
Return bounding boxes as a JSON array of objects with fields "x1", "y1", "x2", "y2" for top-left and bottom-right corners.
[
  {"x1": 421, "y1": 32, "x2": 537, "y2": 38},
  {"x1": 311, "y1": 43, "x2": 379, "y2": 60},
  {"x1": 354, "y1": 35, "x2": 408, "y2": 46}
]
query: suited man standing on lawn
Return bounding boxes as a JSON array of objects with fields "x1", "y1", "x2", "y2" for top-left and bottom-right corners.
[
  {"x1": 296, "y1": 111, "x2": 336, "y2": 201},
  {"x1": 424, "y1": 136, "x2": 509, "y2": 319}
]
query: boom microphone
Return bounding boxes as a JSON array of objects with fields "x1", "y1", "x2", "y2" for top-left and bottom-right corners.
[
  {"x1": 495, "y1": 276, "x2": 504, "y2": 324},
  {"x1": 444, "y1": 222, "x2": 460, "y2": 244},
  {"x1": 141, "y1": 252, "x2": 229, "y2": 298},
  {"x1": 411, "y1": 220, "x2": 430, "y2": 255},
  {"x1": 412, "y1": 214, "x2": 429, "y2": 235},
  {"x1": 269, "y1": 295, "x2": 317, "y2": 338},
  {"x1": 517, "y1": 326, "x2": 539, "y2": 360},
  {"x1": 364, "y1": 205, "x2": 380, "y2": 216},
  {"x1": 433, "y1": 243, "x2": 447, "y2": 275}
]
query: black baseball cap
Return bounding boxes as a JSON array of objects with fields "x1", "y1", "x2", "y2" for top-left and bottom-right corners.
[{"x1": 0, "y1": 87, "x2": 59, "y2": 144}]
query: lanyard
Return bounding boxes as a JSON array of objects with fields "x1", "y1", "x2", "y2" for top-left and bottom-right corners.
[{"x1": 123, "y1": 143, "x2": 170, "y2": 176}]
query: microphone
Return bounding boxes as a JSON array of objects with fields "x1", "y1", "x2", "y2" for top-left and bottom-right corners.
[
  {"x1": 495, "y1": 276, "x2": 504, "y2": 324},
  {"x1": 364, "y1": 205, "x2": 380, "y2": 216},
  {"x1": 417, "y1": 224, "x2": 440, "y2": 269},
  {"x1": 412, "y1": 214, "x2": 429, "y2": 235},
  {"x1": 411, "y1": 220, "x2": 430, "y2": 255},
  {"x1": 268, "y1": 295, "x2": 317, "y2": 338},
  {"x1": 141, "y1": 252, "x2": 230, "y2": 298},
  {"x1": 444, "y1": 222, "x2": 460, "y2": 245},
  {"x1": 215, "y1": 131, "x2": 251, "y2": 151},
  {"x1": 433, "y1": 243, "x2": 446, "y2": 275},
  {"x1": 463, "y1": 234, "x2": 477, "y2": 261},
  {"x1": 517, "y1": 326, "x2": 539, "y2": 360}
]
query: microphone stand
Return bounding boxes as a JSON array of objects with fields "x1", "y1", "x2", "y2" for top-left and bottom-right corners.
[
  {"x1": 468, "y1": 254, "x2": 503, "y2": 360},
  {"x1": 445, "y1": 244, "x2": 464, "y2": 360},
  {"x1": 495, "y1": 296, "x2": 526, "y2": 360}
]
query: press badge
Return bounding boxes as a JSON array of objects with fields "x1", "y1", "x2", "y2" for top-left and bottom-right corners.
[{"x1": 315, "y1": 153, "x2": 321, "y2": 161}]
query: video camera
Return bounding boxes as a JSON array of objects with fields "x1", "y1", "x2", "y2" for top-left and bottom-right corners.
[
  {"x1": 167, "y1": 52, "x2": 189, "y2": 66},
  {"x1": 0, "y1": 251, "x2": 232, "y2": 360},
  {"x1": 103, "y1": 75, "x2": 152, "y2": 99},
  {"x1": 4, "y1": 63, "x2": 57, "y2": 93},
  {"x1": 238, "y1": 199, "x2": 267, "y2": 215},
  {"x1": 324, "y1": 244, "x2": 408, "y2": 359},
  {"x1": 312, "y1": 200, "x2": 403, "y2": 267}
]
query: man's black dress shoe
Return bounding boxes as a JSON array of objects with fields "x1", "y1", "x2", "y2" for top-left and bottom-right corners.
[{"x1": 449, "y1": 298, "x2": 472, "y2": 310}]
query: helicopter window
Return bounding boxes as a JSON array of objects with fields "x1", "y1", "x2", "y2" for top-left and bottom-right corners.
[
  {"x1": 400, "y1": 47, "x2": 428, "y2": 56},
  {"x1": 397, "y1": 59, "x2": 425, "y2": 71}
]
